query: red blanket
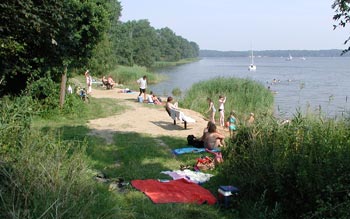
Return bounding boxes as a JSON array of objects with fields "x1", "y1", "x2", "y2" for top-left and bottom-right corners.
[{"x1": 131, "y1": 178, "x2": 217, "y2": 205}]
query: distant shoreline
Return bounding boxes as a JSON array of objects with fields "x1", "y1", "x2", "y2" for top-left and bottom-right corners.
[{"x1": 199, "y1": 49, "x2": 350, "y2": 57}]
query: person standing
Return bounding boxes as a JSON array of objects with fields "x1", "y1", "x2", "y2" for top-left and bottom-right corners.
[
  {"x1": 85, "y1": 70, "x2": 92, "y2": 94},
  {"x1": 137, "y1": 75, "x2": 147, "y2": 101},
  {"x1": 206, "y1": 97, "x2": 216, "y2": 124},
  {"x1": 227, "y1": 110, "x2": 238, "y2": 139},
  {"x1": 218, "y1": 95, "x2": 226, "y2": 127}
]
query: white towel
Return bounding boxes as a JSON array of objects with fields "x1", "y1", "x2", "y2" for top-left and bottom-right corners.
[
  {"x1": 161, "y1": 169, "x2": 213, "y2": 184},
  {"x1": 170, "y1": 109, "x2": 195, "y2": 123}
]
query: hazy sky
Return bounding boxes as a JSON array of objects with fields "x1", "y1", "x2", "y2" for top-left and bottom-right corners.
[{"x1": 119, "y1": 0, "x2": 349, "y2": 51}]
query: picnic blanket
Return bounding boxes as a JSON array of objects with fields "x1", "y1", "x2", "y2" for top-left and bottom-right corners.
[
  {"x1": 172, "y1": 147, "x2": 220, "y2": 155},
  {"x1": 131, "y1": 178, "x2": 217, "y2": 205},
  {"x1": 161, "y1": 169, "x2": 214, "y2": 184}
]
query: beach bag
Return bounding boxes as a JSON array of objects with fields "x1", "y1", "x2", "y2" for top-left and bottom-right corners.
[
  {"x1": 187, "y1": 135, "x2": 196, "y2": 146},
  {"x1": 205, "y1": 148, "x2": 223, "y2": 164},
  {"x1": 195, "y1": 156, "x2": 215, "y2": 171}
]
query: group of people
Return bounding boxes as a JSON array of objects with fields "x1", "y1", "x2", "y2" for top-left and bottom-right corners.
[
  {"x1": 136, "y1": 75, "x2": 163, "y2": 105},
  {"x1": 84, "y1": 70, "x2": 117, "y2": 93},
  {"x1": 85, "y1": 71, "x2": 255, "y2": 151},
  {"x1": 102, "y1": 75, "x2": 116, "y2": 89},
  {"x1": 206, "y1": 95, "x2": 256, "y2": 142},
  {"x1": 206, "y1": 95, "x2": 227, "y2": 127}
]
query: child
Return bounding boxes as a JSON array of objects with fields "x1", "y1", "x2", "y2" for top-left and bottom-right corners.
[
  {"x1": 147, "y1": 91, "x2": 154, "y2": 104},
  {"x1": 248, "y1": 112, "x2": 255, "y2": 125},
  {"x1": 206, "y1": 98, "x2": 216, "y2": 124},
  {"x1": 218, "y1": 95, "x2": 226, "y2": 127},
  {"x1": 227, "y1": 110, "x2": 238, "y2": 139}
]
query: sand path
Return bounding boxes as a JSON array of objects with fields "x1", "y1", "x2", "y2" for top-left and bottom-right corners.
[{"x1": 87, "y1": 88, "x2": 224, "y2": 144}]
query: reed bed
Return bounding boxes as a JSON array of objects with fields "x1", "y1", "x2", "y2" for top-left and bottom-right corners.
[{"x1": 181, "y1": 77, "x2": 274, "y2": 122}]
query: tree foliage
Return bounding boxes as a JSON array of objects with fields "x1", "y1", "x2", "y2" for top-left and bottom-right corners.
[
  {"x1": 0, "y1": 0, "x2": 112, "y2": 95},
  {"x1": 0, "y1": 0, "x2": 198, "y2": 96},
  {"x1": 333, "y1": 0, "x2": 350, "y2": 54},
  {"x1": 110, "y1": 20, "x2": 199, "y2": 68}
]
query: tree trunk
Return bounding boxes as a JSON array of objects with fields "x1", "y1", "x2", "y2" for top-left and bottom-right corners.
[{"x1": 59, "y1": 66, "x2": 67, "y2": 108}]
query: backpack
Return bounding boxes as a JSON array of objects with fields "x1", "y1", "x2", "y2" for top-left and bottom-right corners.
[
  {"x1": 187, "y1": 135, "x2": 196, "y2": 146},
  {"x1": 187, "y1": 135, "x2": 204, "y2": 148}
]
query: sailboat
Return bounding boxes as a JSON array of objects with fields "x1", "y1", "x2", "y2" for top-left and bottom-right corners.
[
  {"x1": 286, "y1": 54, "x2": 293, "y2": 61},
  {"x1": 248, "y1": 47, "x2": 256, "y2": 71}
]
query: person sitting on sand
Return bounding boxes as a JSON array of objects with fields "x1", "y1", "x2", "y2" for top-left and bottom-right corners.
[
  {"x1": 147, "y1": 91, "x2": 154, "y2": 104},
  {"x1": 151, "y1": 92, "x2": 162, "y2": 105},
  {"x1": 102, "y1": 76, "x2": 108, "y2": 85},
  {"x1": 203, "y1": 122, "x2": 225, "y2": 150},
  {"x1": 107, "y1": 76, "x2": 116, "y2": 89}
]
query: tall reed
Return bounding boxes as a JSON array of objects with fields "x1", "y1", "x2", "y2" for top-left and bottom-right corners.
[
  {"x1": 109, "y1": 65, "x2": 164, "y2": 87},
  {"x1": 0, "y1": 96, "x2": 119, "y2": 219},
  {"x1": 181, "y1": 77, "x2": 274, "y2": 121}
]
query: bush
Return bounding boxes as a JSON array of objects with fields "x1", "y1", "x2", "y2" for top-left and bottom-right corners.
[
  {"x1": 0, "y1": 95, "x2": 34, "y2": 158},
  {"x1": 221, "y1": 114, "x2": 350, "y2": 218},
  {"x1": 25, "y1": 77, "x2": 60, "y2": 117}
]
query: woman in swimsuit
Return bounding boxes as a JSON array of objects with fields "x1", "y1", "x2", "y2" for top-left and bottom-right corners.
[
  {"x1": 206, "y1": 98, "x2": 216, "y2": 124},
  {"x1": 218, "y1": 95, "x2": 226, "y2": 127}
]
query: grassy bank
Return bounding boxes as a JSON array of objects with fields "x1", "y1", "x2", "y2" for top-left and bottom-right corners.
[
  {"x1": 1, "y1": 74, "x2": 350, "y2": 218},
  {"x1": 181, "y1": 78, "x2": 350, "y2": 218},
  {"x1": 70, "y1": 65, "x2": 165, "y2": 92},
  {"x1": 0, "y1": 93, "x2": 236, "y2": 219},
  {"x1": 152, "y1": 58, "x2": 200, "y2": 68}
]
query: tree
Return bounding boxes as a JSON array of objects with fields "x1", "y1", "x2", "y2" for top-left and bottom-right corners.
[
  {"x1": 332, "y1": 0, "x2": 350, "y2": 54},
  {"x1": 0, "y1": 0, "x2": 112, "y2": 96}
]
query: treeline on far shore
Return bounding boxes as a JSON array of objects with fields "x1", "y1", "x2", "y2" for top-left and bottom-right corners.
[{"x1": 200, "y1": 49, "x2": 350, "y2": 57}]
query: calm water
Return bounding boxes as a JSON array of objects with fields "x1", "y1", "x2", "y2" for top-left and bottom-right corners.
[{"x1": 149, "y1": 57, "x2": 350, "y2": 118}]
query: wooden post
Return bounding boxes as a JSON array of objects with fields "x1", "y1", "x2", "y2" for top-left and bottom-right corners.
[{"x1": 59, "y1": 66, "x2": 67, "y2": 108}]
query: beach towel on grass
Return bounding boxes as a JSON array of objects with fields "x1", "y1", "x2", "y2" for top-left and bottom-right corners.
[
  {"x1": 173, "y1": 147, "x2": 220, "y2": 155},
  {"x1": 161, "y1": 169, "x2": 214, "y2": 184},
  {"x1": 131, "y1": 178, "x2": 217, "y2": 205}
]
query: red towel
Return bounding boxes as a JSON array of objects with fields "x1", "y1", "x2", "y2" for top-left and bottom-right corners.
[{"x1": 131, "y1": 178, "x2": 217, "y2": 205}]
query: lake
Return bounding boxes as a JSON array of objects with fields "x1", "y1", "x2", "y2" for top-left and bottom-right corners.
[{"x1": 149, "y1": 57, "x2": 350, "y2": 119}]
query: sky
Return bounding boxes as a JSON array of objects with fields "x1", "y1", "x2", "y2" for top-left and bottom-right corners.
[{"x1": 119, "y1": 0, "x2": 349, "y2": 51}]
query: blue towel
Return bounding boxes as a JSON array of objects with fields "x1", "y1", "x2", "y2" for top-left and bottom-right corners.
[{"x1": 172, "y1": 147, "x2": 220, "y2": 155}]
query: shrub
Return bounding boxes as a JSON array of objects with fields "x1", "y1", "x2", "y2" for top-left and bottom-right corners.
[
  {"x1": 0, "y1": 95, "x2": 34, "y2": 158},
  {"x1": 221, "y1": 114, "x2": 350, "y2": 218}
]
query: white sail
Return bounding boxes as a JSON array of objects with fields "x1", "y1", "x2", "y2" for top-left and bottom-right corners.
[{"x1": 248, "y1": 46, "x2": 256, "y2": 71}]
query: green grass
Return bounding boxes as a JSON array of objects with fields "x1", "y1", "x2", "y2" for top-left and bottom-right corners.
[
  {"x1": 70, "y1": 65, "x2": 166, "y2": 92},
  {"x1": 3, "y1": 74, "x2": 350, "y2": 219},
  {"x1": 181, "y1": 77, "x2": 274, "y2": 123},
  {"x1": 153, "y1": 58, "x2": 200, "y2": 68},
  {"x1": 0, "y1": 90, "x2": 241, "y2": 218}
]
